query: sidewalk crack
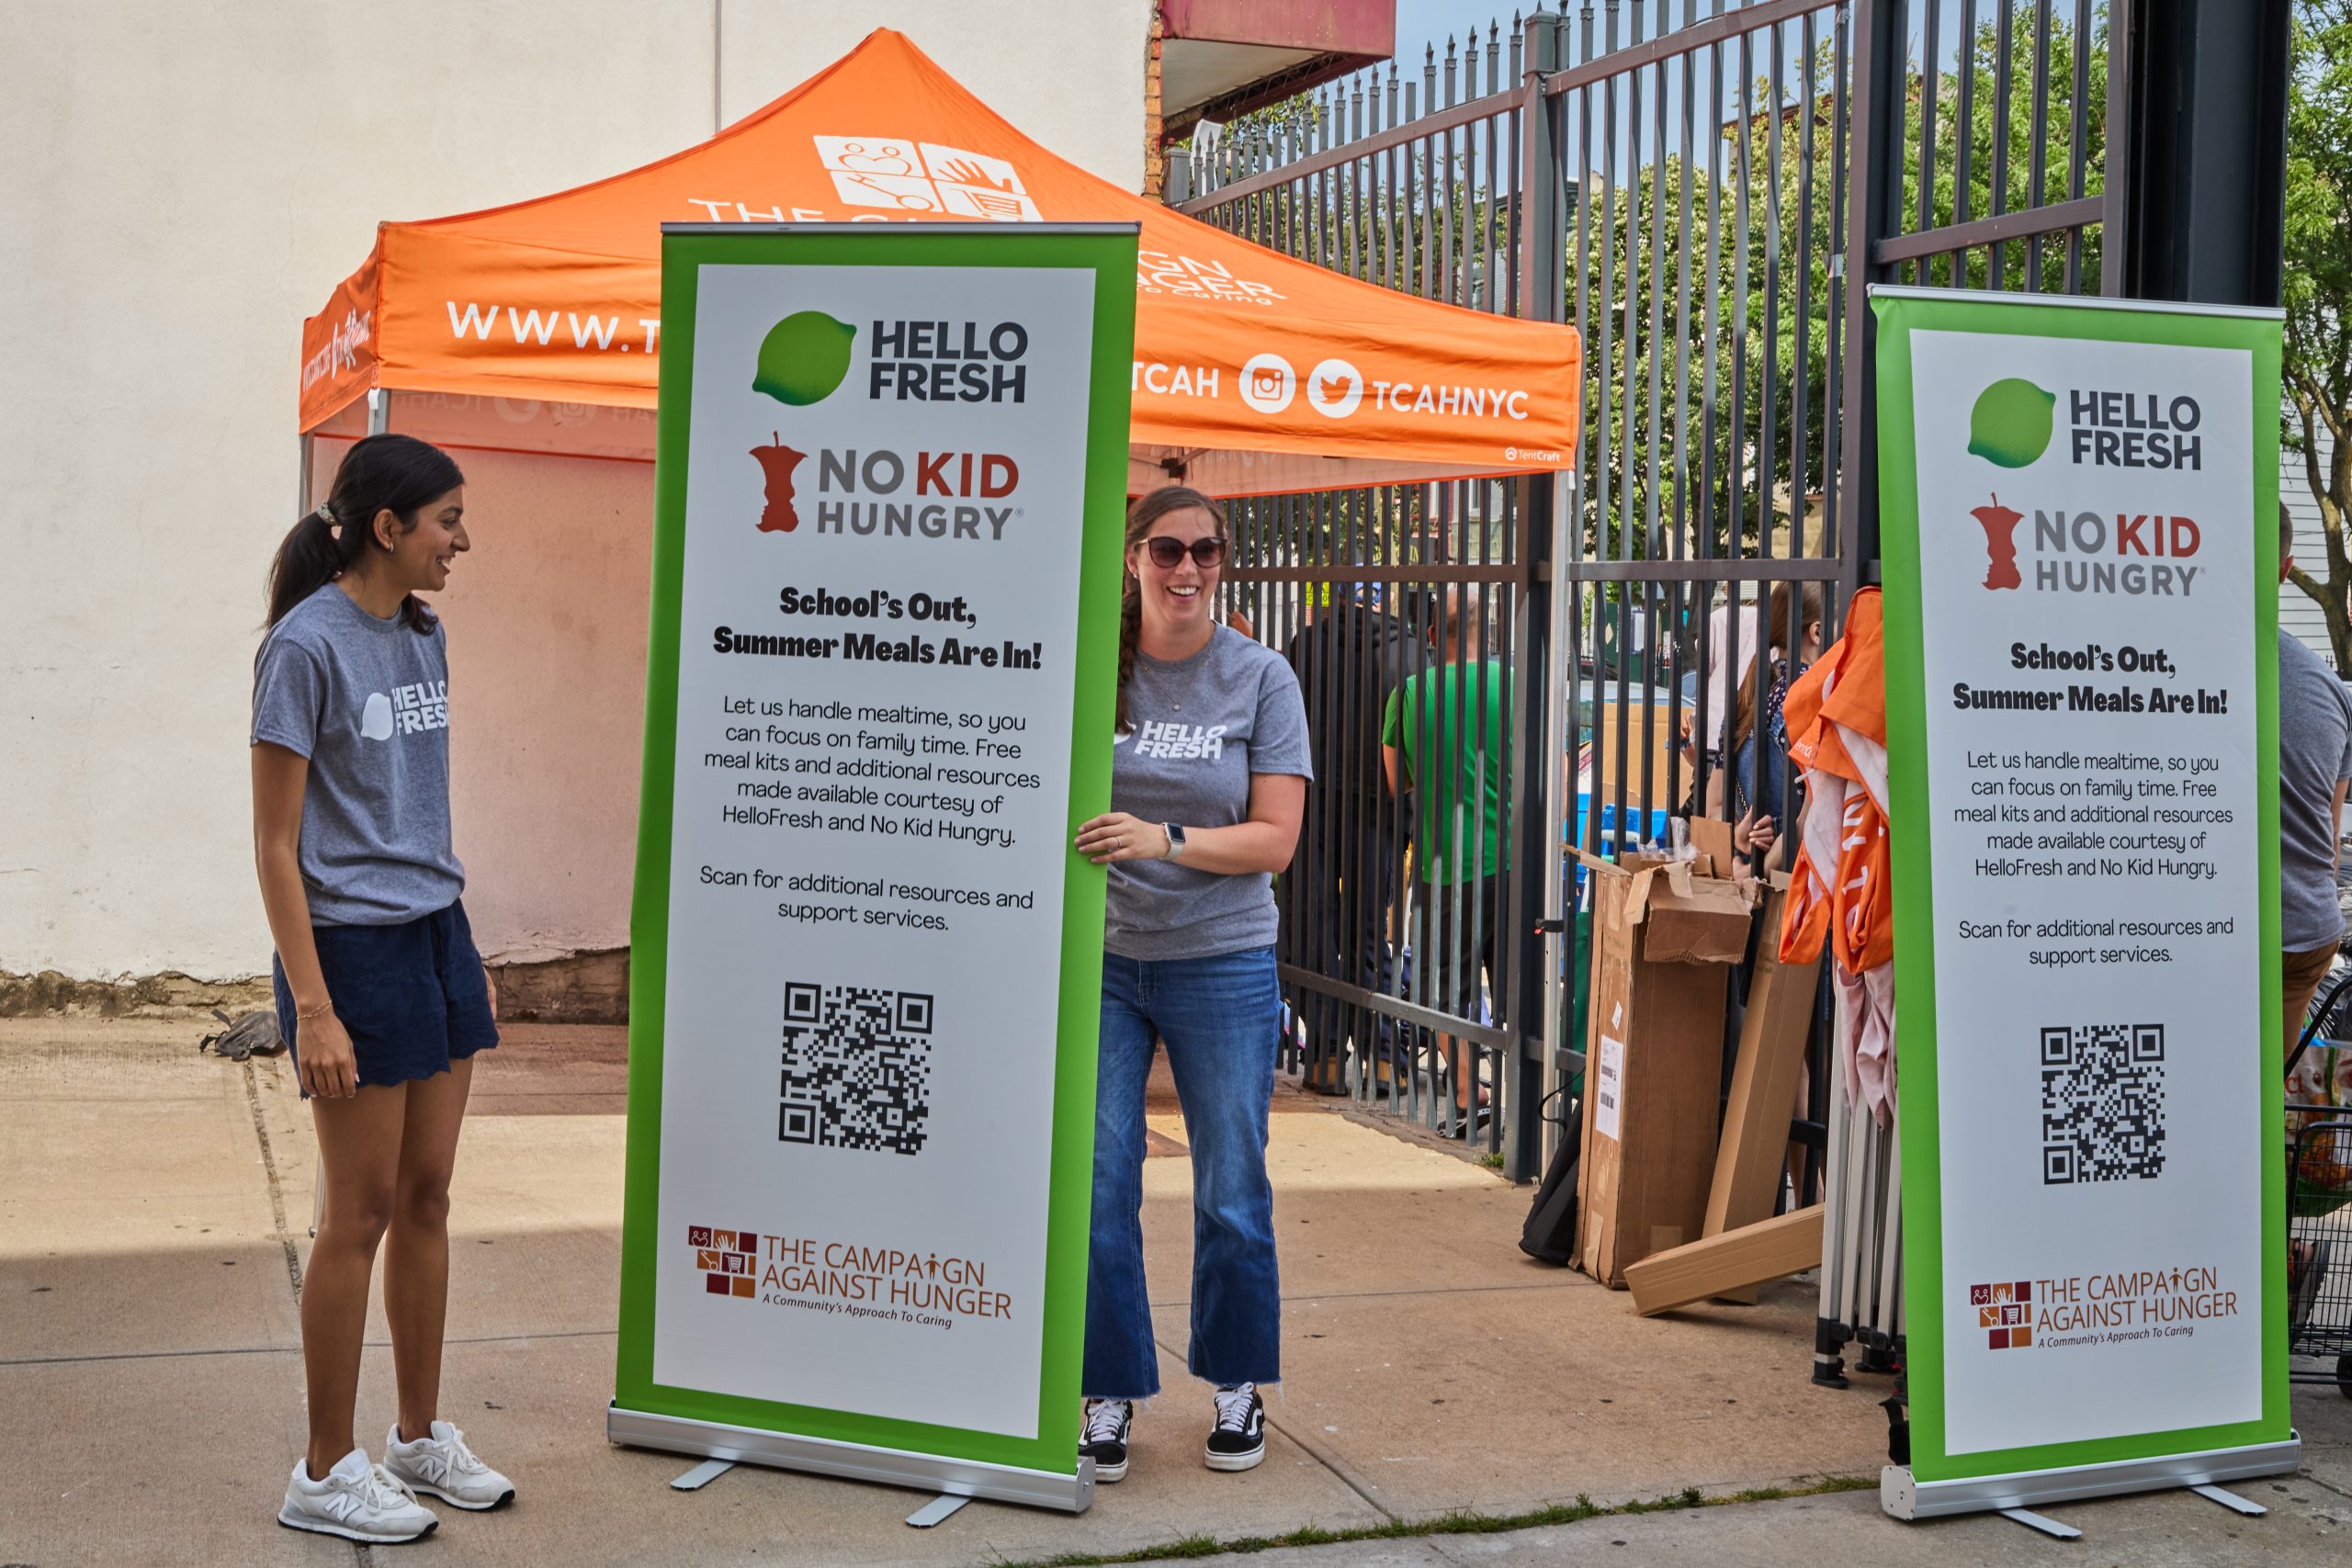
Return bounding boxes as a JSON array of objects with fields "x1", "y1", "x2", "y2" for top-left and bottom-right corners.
[
  {"x1": 1149, "y1": 1330, "x2": 1398, "y2": 1524},
  {"x1": 239, "y1": 1057, "x2": 305, "y2": 1301}
]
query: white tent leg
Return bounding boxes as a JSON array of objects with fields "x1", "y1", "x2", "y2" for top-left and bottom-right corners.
[{"x1": 368, "y1": 389, "x2": 390, "y2": 435}]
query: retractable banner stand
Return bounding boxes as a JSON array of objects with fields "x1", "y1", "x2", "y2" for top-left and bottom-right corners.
[
  {"x1": 1873, "y1": 288, "x2": 2295, "y2": 1519},
  {"x1": 612, "y1": 222, "x2": 1138, "y2": 1513}
]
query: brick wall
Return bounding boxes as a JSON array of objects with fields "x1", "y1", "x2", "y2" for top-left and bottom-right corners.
[{"x1": 1144, "y1": 2, "x2": 1166, "y2": 197}]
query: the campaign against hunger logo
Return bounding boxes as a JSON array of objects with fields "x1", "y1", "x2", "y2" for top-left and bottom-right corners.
[
  {"x1": 749, "y1": 311, "x2": 855, "y2": 535},
  {"x1": 1967, "y1": 377, "x2": 2057, "y2": 468},
  {"x1": 1970, "y1": 1280, "x2": 2034, "y2": 1349},
  {"x1": 689, "y1": 1224, "x2": 760, "y2": 1300}
]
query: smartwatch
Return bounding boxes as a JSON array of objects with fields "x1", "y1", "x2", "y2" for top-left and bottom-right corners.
[{"x1": 1161, "y1": 823, "x2": 1188, "y2": 862}]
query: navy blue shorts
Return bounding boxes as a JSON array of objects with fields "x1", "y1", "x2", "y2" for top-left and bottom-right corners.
[{"x1": 273, "y1": 899, "x2": 499, "y2": 1098}]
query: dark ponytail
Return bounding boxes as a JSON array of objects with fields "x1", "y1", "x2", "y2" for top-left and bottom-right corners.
[
  {"x1": 268, "y1": 434, "x2": 464, "y2": 633},
  {"x1": 1116, "y1": 485, "x2": 1227, "y2": 733}
]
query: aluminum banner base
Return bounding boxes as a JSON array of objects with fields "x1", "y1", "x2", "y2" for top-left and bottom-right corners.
[
  {"x1": 608, "y1": 1404, "x2": 1094, "y2": 1515},
  {"x1": 1882, "y1": 1435, "x2": 2301, "y2": 1521}
]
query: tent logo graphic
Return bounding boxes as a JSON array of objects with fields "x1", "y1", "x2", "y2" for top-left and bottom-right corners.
[
  {"x1": 813, "y1": 136, "x2": 1041, "y2": 221},
  {"x1": 1967, "y1": 377, "x2": 2056, "y2": 468},
  {"x1": 1306, "y1": 357, "x2": 1363, "y2": 419},
  {"x1": 753, "y1": 311, "x2": 856, "y2": 407},
  {"x1": 1239, "y1": 352, "x2": 1297, "y2": 415}
]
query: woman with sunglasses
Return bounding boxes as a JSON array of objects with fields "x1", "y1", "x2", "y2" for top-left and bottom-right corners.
[{"x1": 1072, "y1": 486, "x2": 1310, "y2": 1483}]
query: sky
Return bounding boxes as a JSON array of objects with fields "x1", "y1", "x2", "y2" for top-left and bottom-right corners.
[{"x1": 1391, "y1": 0, "x2": 1526, "y2": 88}]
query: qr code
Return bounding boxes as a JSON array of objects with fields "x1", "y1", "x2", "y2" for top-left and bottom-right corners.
[
  {"x1": 2040, "y1": 1023, "x2": 2166, "y2": 1184},
  {"x1": 780, "y1": 982, "x2": 935, "y2": 1156}
]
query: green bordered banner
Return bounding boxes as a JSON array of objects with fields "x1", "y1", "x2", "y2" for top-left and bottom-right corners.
[
  {"x1": 1874, "y1": 287, "x2": 2297, "y2": 1517},
  {"x1": 612, "y1": 223, "x2": 1138, "y2": 1511}
]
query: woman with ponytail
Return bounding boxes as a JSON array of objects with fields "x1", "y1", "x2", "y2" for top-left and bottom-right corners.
[
  {"x1": 252, "y1": 434, "x2": 514, "y2": 1542},
  {"x1": 1071, "y1": 486, "x2": 1310, "y2": 1483}
]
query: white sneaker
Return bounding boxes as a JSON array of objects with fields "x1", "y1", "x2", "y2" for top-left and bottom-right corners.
[
  {"x1": 277, "y1": 1448, "x2": 438, "y2": 1543},
  {"x1": 383, "y1": 1419, "x2": 516, "y2": 1510}
]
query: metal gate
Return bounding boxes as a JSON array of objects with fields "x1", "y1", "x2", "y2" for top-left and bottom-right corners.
[{"x1": 1177, "y1": 0, "x2": 2120, "y2": 1184}]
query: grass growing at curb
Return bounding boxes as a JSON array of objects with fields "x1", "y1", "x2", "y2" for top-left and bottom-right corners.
[{"x1": 990, "y1": 1474, "x2": 1878, "y2": 1567}]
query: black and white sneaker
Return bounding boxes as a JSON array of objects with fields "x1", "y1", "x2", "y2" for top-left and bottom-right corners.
[
  {"x1": 1204, "y1": 1383, "x2": 1265, "y2": 1472},
  {"x1": 1080, "y1": 1398, "x2": 1131, "y2": 1483}
]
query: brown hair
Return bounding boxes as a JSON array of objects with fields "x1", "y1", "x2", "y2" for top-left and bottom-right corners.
[
  {"x1": 1730, "y1": 580, "x2": 1825, "y2": 751},
  {"x1": 1116, "y1": 485, "x2": 1227, "y2": 732}
]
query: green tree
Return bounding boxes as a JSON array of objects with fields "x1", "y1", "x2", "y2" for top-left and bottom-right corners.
[
  {"x1": 1588, "y1": 15, "x2": 2102, "y2": 574},
  {"x1": 2286, "y1": 1, "x2": 2352, "y2": 668},
  {"x1": 1187, "y1": 15, "x2": 2106, "y2": 596}
]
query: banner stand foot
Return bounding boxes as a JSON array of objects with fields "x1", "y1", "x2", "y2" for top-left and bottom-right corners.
[
  {"x1": 2189, "y1": 1483, "x2": 2267, "y2": 1517},
  {"x1": 671, "y1": 1459, "x2": 737, "y2": 1492},
  {"x1": 906, "y1": 1493, "x2": 974, "y2": 1529},
  {"x1": 1997, "y1": 1507, "x2": 2082, "y2": 1539}
]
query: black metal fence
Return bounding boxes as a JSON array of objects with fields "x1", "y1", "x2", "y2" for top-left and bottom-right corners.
[{"x1": 1176, "y1": 0, "x2": 2120, "y2": 1182}]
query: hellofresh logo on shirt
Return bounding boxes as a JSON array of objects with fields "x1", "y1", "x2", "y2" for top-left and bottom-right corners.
[
  {"x1": 1127, "y1": 720, "x2": 1227, "y2": 761},
  {"x1": 360, "y1": 681, "x2": 448, "y2": 741}
]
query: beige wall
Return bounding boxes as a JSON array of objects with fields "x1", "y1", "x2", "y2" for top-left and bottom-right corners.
[{"x1": 1, "y1": 1, "x2": 1148, "y2": 981}]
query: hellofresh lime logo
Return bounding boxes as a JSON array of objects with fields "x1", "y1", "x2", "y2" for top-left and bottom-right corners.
[
  {"x1": 1967, "y1": 377, "x2": 2057, "y2": 468},
  {"x1": 753, "y1": 310, "x2": 856, "y2": 406}
]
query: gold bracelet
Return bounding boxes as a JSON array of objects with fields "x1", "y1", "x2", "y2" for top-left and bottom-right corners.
[{"x1": 295, "y1": 999, "x2": 334, "y2": 1021}]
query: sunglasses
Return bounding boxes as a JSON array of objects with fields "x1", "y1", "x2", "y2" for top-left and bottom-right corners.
[{"x1": 1143, "y1": 536, "x2": 1227, "y2": 570}]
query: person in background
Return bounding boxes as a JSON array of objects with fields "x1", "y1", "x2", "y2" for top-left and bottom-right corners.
[
  {"x1": 1717, "y1": 580, "x2": 1825, "y2": 837},
  {"x1": 1383, "y1": 586, "x2": 1510, "y2": 1131},
  {"x1": 2278, "y1": 502, "x2": 2352, "y2": 1046},
  {"x1": 1073, "y1": 486, "x2": 1310, "y2": 1484},
  {"x1": 252, "y1": 434, "x2": 514, "y2": 1544},
  {"x1": 2277, "y1": 504, "x2": 2351, "y2": 1314},
  {"x1": 1283, "y1": 581, "x2": 1417, "y2": 1094}
]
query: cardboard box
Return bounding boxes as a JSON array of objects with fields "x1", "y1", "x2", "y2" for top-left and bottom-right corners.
[{"x1": 1575, "y1": 850, "x2": 1756, "y2": 1289}]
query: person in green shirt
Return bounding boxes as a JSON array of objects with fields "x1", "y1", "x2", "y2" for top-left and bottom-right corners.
[{"x1": 1381, "y1": 587, "x2": 1510, "y2": 1124}]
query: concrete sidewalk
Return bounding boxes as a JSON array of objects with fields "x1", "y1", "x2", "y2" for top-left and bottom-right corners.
[{"x1": 4, "y1": 1018, "x2": 2346, "y2": 1567}]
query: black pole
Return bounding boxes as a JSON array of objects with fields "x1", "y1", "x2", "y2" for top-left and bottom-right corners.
[
  {"x1": 2119, "y1": 0, "x2": 2290, "y2": 309},
  {"x1": 1837, "y1": 0, "x2": 1910, "y2": 610}
]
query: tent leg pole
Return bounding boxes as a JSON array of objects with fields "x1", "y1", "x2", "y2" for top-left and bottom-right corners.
[
  {"x1": 368, "y1": 388, "x2": 390, "y2": 435},
  {"x1": 297, "y1": 433, "x2": 313, "y2": 514}
]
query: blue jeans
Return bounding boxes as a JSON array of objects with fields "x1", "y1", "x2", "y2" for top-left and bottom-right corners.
[{"x1": 1085, "y1": 946, "x2": 1282, "y2": 1399}]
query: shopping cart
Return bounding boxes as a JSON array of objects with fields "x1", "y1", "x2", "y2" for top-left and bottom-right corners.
[{"x1": 2288, "y1": 967, "x2": 2352, "y2": 1396}]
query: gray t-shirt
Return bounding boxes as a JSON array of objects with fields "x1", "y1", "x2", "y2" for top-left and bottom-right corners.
[
  {"x1": 2279, "y1": 627, "x2": 2352, "y2": 953},
  {"x1": 251, "y1": 585, "x2": 465, "y2": 927},
  {"x1": 1106, "y1": 626, "x2": 1312, "y2": 960}
]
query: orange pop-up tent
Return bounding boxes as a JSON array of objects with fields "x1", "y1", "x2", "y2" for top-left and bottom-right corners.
[{"x1": 299, "y1": 28, "x2": 1579, "y2": 497}]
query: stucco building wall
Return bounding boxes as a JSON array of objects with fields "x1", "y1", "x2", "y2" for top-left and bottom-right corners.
[{"x1": 2, "y1": 2, "x2": 1148, "y2": 982}]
